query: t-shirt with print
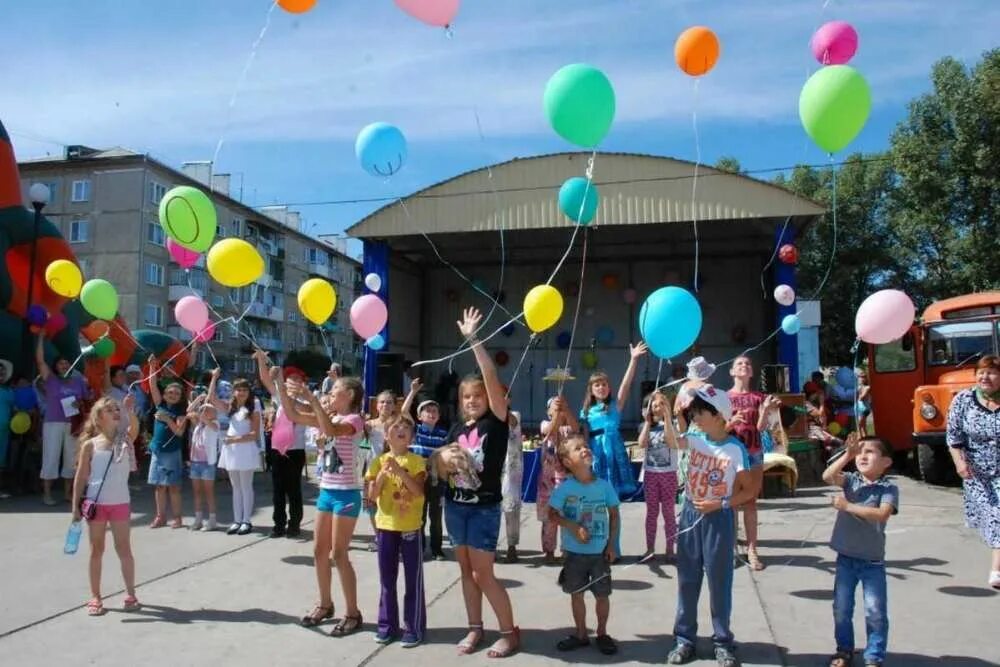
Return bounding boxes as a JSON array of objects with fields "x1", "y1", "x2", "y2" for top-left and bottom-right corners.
[
  {"x1": 319, "y1": 413, "x2": 365, "y2": 490},
  {"x1": 684, "y1": 431, "x2": 749, "y2": 502},
  {"x1": 43, "y1": 374, "x2": 88, "y2": 423},
  {"x1": 728, "y1": 390, "x2": 766, "y2": 455},
  {"x1": 549, "y1": 476, "x2": 620, "y2": 555},
  {"x1": 365, "y1": 452, "x2": 427, "y2": 532},
  {"x1": 444, "y1": 411, "x2": 509, "y2": 506},
  {"x1": 830, "y1": 472, "x2": 899, "y2": 561},
  {"x1": 149, "y1": 403, "x2": 185, "y2": 454},
  {"x1": 190, "y1": 423, "x2": 220, "y2": 465},
  {"x1": 644, "y1": 423, "x2": 677, "y2": 473}
]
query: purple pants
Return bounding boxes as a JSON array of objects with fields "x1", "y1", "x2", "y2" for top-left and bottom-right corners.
[
  {"x1": 644, "y1": 470, "x2": 678, "y2": 552},
  {"x1": 377, "y1": 529, "x2": 427, "y2": 639}
]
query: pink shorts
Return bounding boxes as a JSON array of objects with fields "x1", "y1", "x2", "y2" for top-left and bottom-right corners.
[{"x1": 89, "y1": 503, "x2": 131, "y2": 523}]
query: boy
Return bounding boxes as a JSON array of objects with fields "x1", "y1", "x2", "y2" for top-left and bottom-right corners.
[
  {"x1": 822, "y1": 432, "x2": 898, "y2": 667},
  {"x1": 402, "y1": 378, "x2": 449, "y2": 560},
  {"x1": 548, "y1": 435, "x2": 620, "y2": 656},
  {"x1": 662, "y1": 385, "x2": 755, "y2": 667}
]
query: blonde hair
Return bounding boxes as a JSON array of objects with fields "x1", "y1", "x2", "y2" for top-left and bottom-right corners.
[
  {"x1": 80, "y1": 396, "x2": 120, "y2": 442},
  {"x1": 335, "y1": 376, "x2": 364, "y2": 414},
  {"x1": 556, "y1": 434, "x2": 588, "y2": 468},
  {"x1": 582, "y1": 371, "x2": 611, "y2": 414},
  {"x1": 458, "y1": 375, "x2": 487, "y2": 420}
]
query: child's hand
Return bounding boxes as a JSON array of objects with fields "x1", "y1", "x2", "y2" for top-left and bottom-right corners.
[
  {"x1": 832, "y1": 493, "x2": 849, "y2": 511},
  {"x1": 147, "y1": 354, "x2": 159, "y2": 370},
  {"x1": 456, "y1": 307, "x2": 483, "y2": 339},
  {"x1": 72, "y1": 507, "x2": 81, "y2": 523},
  {"x1": 629, "y1": 342, "x2": 648, "y2": 360},
  {"x1": 123, "y1": 393, "x2": 135, "y2": 411},
  {"x1": 573, "y1": 523, "x2": 590, "y2": 544},
  {"x1": 845, "y1": 432, "x2": 862, "y2": 458},
  {"x1": 410, "y1": 377, "x2": 423, "y2": 394},
  {"x1": 211, "y1": 367, "x2": 222, "y2": 380},
  {"x1": 269, "y1": 365, "x2": 282, "y2": 382},
  {"x1": 384, "y1": 457, "x2": 402, "y2": 475},
  {"x1": 692, "y1": 497, "x2": 722, "y2": 514},
  {"x1": 604, "y1": 543, "x2": 617, "y2": 563}
]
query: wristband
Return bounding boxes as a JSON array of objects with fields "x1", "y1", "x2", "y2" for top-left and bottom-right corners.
[{"x1": 721, "y1": 496, "x2": 731, "y2": 510}]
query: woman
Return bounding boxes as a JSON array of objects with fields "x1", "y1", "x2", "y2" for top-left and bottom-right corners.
[
  {"x1": 36, "y1": 335, "x2": 90, "y2": 505},
  {"x1": 946, "y1": 355, "x2": 1000, "y2": 590}
]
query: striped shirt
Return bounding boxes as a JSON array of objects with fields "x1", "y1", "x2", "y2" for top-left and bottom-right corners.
[
  {"x1": 319, "y1": 413, "x2": 365, "y2": 490},
  {"x1": 410, "y1": 423, "x2": 449, "y2": 459}
]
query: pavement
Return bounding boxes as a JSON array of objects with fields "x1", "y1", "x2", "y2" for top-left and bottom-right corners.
[{"x1": 0, "y1": 472, "x2": 997, "y2": 667}]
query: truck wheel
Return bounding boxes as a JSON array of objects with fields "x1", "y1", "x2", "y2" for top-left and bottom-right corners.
[{"x1": 917, "y1": 443, "x2": 944, "y2": 485}]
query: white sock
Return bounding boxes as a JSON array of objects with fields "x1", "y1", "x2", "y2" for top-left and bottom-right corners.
[{"x1": 194, "y1": 512, "x2": 203, "y2": 521}]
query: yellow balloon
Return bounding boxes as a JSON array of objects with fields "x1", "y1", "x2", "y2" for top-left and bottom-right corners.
[
  {"x1": 297, "y1": 278, "x2": 337, "y2": 325},
  {"x1": 828, "y1": 422, "x2": 842, "y2": 436},
  {"x1": 523, "y1": 284, "x2": 564, "y2": 333},
  {"x1": 10, "y1": 411, "x2": 31, "y2": 435},
  {"x1": 45, "y1": 259, "x2": 83, "y2": 298},
  {"x1": 206, "y1": 239, "x2": 264, "y2": 288}
]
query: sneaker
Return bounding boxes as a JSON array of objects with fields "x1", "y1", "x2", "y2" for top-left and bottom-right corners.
[
  {"x1": 226, "y1": 523, "x2": 241, "y2": 535},
  {"x1": 401, "y1": 633, "x2": 422, "y2": 648},
  {"x1": 433, "y1": 551, "x2": 446, "y2": 561},
  {"x1": 237, "y1": 522, "x2": 252, "y2": 535},
  {"x1": 667, "y1": 642, "x2": 696, "y2": 664},
  {"x1": 714, "y1": 646, "x2": 740, "y2": 667},
  {"x1": 989, "y1": 570, "x2": 1000, "y2": 590},
  {"x1": 286, "y1": 526, "x2": 301, "y2": 538},
  {"x1": 374, "y1": 632, "x2": 395, "y2": 645},
  {"x1": 367, "y1": 541, "x2": 377, "y2": 552},
  {"x1": 191, "y1": 517, "x2": 204, "y2": 532},
  {"x1": 203, "y1": 516, "x2": 217, "y2": 532},
  {"x1": 270, "y1": 526, "x2": 286, "y2": 538},
  {"x1": 43, "y1": 496, "x2": 57, "y2": 507}
]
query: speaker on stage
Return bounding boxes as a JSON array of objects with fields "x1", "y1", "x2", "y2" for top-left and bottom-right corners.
[{"x1": 761, "y1": 365, "x2": 790, "y2": 394}]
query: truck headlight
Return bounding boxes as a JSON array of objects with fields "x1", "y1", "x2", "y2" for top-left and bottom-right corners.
[{"x1": 920, "y1": 403, "x2": 938, "y2": 420}]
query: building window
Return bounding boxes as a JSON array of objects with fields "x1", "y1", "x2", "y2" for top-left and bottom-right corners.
[
  {"x1": 149, "y1": 181, "x2": 167, "y2": 205},
  {"x1": 288, "y1": 312, "x2": 297, "y2": 323},
  {"x1": 78, "y1": 258, "x2": 91, "y2": 277},
  {"x1": 232, "y1": 218, "x2": 243, "y2": 237},
  {"x1": 213, "y1": 328, "x2": 224, "y2": 343},
  {"x1": 69, "y1": 219, "x2": 89, "y2": 243},
  {"x1": 144, "y1": 304, "x2": 163, "y2": 327},
  {"x1": 211, "y1": 294, "x2": 224, "y2": 308},
  {"x1": 145, "y1": 261, "x2": 164, "y2": 286},
  {"x1": 71, "y1": 179, "x2": 91, "y2": 202},
  {"x1": 146, "y1": 222, "x2": 165, "y2": 246}
]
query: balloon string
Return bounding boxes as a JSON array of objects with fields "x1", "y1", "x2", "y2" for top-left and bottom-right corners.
[
  {"x1": 759, "y1": 216, "x2": 792, "y2": 300},
  {"x1": 504, "y1": 334, "x2": 535, "y2": 399},
  {"x1": 204, "y1": 341, "x2": 221, "y2": 369},
  {"x1": 806, "y1": 157, "x2": 837, "y2": 300},
  {"x1": 409, "y1": 312, "x2": 523, "y2": 369},
  {"x1": 690, "y1": 78, "x2": 702, "y2": 293},
  {"x1": 558, "y1": 226, "x2": 590, "y2": 397}
]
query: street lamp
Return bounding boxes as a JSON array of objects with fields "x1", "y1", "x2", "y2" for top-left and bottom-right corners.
[{"x1": 25, "y1": 183, "x2": 50, "y2": 377}]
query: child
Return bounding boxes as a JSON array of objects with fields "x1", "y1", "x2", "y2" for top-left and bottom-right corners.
[
  {"x1": 548, "y1": 435, "x2": 620, "y2": 655},
  {"x1": 402, "y1": 378, "x2": 448, "y2": 560},
  {"x1": 500, "y1": 392, "x2": 523, "y2": 564},
  {"x1": 146, "y1": 356, "x2": 187, "y2": 528},
  {"x1": 855, "y1": 370, "x2": 872, "y2": 436},
  {"x1": 638, "y1": 390, "x2": 679, "y2": 562},
  {"x1": 365, "y1": 415, "x2": 427, "y2": 647},
  {"x1": 663, "y1": 385, "x2": 755, "y2": 667},
  {"x1": 71, "y1": 395, "x2": 140, "y2": 616},
  {"x1": 581, "y1": 342, "x2": 647, "y2": 559},
  {"x1": 186, "y1": 395, "x2": 220, "y2": 532},
  {"x1": 364, "y1": 390, "x2": 397, "y2": 551},
  {"x1": 208, "y1": 369, "x2": 261, "y2": 536},
  {"x1": 822, "y1": 433, "x2": 898, "y2": 667},
  {"x1": 807, "y1": 390, "x2": 844, "y2": 454},
  {"x1": 538, "y1": 396, "x2": 578, "y2": 564}
]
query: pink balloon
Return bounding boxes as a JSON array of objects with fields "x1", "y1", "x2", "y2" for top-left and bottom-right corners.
[
  {"x1": 167, "y1": 238, "x2": 201, "y2": 269},
  {"x1": 622, "y1": 288, "x2": 637, "y2": 305},
  {"x1": 175, "y1": 295, "x2": 209, "y2": 333},
  {"x1": 44, "y1": 311, "x2": 68, "y2": 336},
  {"x1": 194, "y1": 321, "x2": 216, "y2": 343},
  {"x1": 810, "y1": 21, "x2": 858, "y2": 65},
  {"x1": 773, "y1": 284, "x2": 796, "y2": 307},
  {"x1": 855, "y1": 290, "x2": 915, "y2": 344},
  {"x1": 393, "y1": 0, "x2": 460, "y2": 27},
  {"x1": 350, "y1": 294, "x2": 388, "y2": 339}
]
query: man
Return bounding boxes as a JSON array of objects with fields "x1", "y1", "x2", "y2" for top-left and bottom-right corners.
[
  {"x1": 126, "y1": 364, "x2": 149, "y2": 418},
  {"x1": 320, "y1": 362, "x2": 342, "y2": 395}
]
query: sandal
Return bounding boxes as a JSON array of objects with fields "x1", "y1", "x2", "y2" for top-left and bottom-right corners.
[
  {"x1": 122, "y1": 595, "x2": 141, "y2": 611},
  {"x1": 330, "y1": 612, "x2": 363, "y2": 637},
  {"x1": 300, "y1": 604, "x2": 334, "y2": 627},
  {"x1": 86, "y1": 598, "x2": 105, "y2": 617},
  {"x1": 557, "y1": 634, "x2": 590, "y2": 651},
  {"x1": 457, "y1": 623, "x2": 484, "y2": 654},
  {"x1": 595, "y1": 634, "x2": 618, "y2": 655},
  {"x1": 170, "y1": 517, "x2": 184, "y2": 529},
  {"x1": 149, "y1": 515, "x2": 166, "y2": 529},
  {"x1": 829, "y1": 651, "x2": 852, "y2": 667},
  {"x1": 487, "y1": 627, "x2": 520, "y2": 659},
  {"x1": 747, "y1": 550, "x2": 766, "y2": 571}
]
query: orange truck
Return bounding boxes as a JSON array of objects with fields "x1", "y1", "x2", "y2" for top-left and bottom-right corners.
[{"x1": 867, "y1": 291, "x2": 1000, "y2": 484}]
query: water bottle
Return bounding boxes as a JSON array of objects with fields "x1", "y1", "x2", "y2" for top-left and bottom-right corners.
[{"x1": 64, "y1": 520, "x2": 83, "y2": 555}]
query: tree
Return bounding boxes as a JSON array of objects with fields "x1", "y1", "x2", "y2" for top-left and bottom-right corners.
[{"x1": 714, "y1": 156, "x2": 742, "y2": 173}]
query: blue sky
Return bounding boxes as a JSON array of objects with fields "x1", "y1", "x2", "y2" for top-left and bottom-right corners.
[{"x1": 2, "y1": 0, "x2": 997, "y2": 243}]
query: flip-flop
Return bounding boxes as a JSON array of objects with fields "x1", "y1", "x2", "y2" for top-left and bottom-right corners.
[
  {"x1": 557, "y1": 635, "x2": 590, "y2": 651},
  {"x1": 595, "y1": 634, "x2": 618, "y2": 655}
]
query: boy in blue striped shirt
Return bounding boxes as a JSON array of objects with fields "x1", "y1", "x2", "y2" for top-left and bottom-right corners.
[{"x1": 403, "y1": 379, "x2": 449, "y2": 559}]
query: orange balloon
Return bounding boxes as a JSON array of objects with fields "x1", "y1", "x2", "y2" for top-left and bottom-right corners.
[
  {"x1": 277, "y1": 0, "x2": 316, "y2": 13},
  {"x1": 675, "y1": 26, "x2": 720, "y2": 77},
  {"x1": 81, "y1": 320, "x2": 109, "y2": 341}
]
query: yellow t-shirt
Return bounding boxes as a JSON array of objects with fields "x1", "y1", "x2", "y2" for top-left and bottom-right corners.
[{"x1": 365, "y1": 452, "x2": 427, "y2": 532}]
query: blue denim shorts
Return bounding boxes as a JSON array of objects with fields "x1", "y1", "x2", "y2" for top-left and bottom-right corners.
[
  {"x1": 189, "y1": 461, "x2": 217, "y2": 481},
  {"x1": 317, "y1": 488, "x2": 362, "y2": 517},
  {"x1": 748, "y1": 450, "x2": 765, "y2": 468},
  {"x1": 148, "y1": 450, "x2": 183, "y2": 486},
  {"x1": 444, "y1": 501, "x2": 501, "y2": 552}
]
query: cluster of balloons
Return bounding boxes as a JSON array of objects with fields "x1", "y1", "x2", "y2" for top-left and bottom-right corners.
[
  {"x1": 639, "y1": 286, "x2": 703, "y2": 359},
  {"x1": 855, "y1": 289, "x2": 915, "y2": 344},
  {"x1": 44, "y1": 258, "x2": 120, "y2": 349}
]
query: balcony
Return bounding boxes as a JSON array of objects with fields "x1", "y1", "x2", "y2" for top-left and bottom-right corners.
[
  {"x1": 244, "y1": 302, "x2": 284, "y2": 322},
  {"x1": 307, "y1": 261, "x2": 331, "y2": 279},
  {"x1": 169, "y1": 284, "x2": 203, "y2": 301}
]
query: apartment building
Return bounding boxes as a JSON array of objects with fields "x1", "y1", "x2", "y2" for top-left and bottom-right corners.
[{"x1": 18, "y1": 146, "x2": 363, "y2": 375}]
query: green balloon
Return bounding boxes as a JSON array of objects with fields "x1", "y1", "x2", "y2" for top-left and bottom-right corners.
[
  {"x1": 159, "y1": 186, "x2": 217, "y2": 253},
  {"x1": 799, "y1": 65, "x2": 871, "y2": 154},
  {"x1": 93, "y1": 337, "x2": 115, "y2": 359},
  {"x1": 80, "y1": 279, "x2": 119, "y2": 320},
  {"x1": 544, "y1": 64, "x2": 616, "y2": 148}
]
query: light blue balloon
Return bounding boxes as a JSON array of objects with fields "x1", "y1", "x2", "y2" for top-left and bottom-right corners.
[
  {"x1": 355, "y1": 122, "x2": 407, "y2": 178},
  {"x1": 595, "y1": 325, "x2": 614, "y2": 346},
  {"x1": 366, "y1": 334, "x2": 385, "y2": 351},
  {"x1": 558, "y1": 177, "x2": 600, "y2": 225},
  {"x1": 638, "y1": 287, "x2": 702, "y2": 359},
  {"x1": 781, "y1": 314, "x2": 802, "y2": 335}
]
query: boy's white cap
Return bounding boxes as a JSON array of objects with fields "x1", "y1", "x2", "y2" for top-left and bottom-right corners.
[
  {"x1": 690, "y1": 384, "x2": 733, "y2": 421},
  {"x1": 125, "y1": 364, "x2": 142, "y2": 374},
  {"x1": 416, "y1": 399, "x2": 439, "y2": 413},
  {"x1": 686, "y1": 356, "x2": 717, "y2": 381}
]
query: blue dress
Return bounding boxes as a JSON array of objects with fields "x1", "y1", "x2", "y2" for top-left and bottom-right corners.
[{"x1": 582, "y1": 399, "x2": 637, "y2": 498}]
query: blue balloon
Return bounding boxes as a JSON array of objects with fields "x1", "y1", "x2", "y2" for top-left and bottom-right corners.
[
  {"x1": 638, "y1": 287, "x2": 702, "y2": 359},
  {"x1": 556, "y1": 330, "x2": 572, "y2": 349},
  {"x1": 595, "y1": 325, "x2": 614, "y2": 346},
  {"x1": 366, "y1": 333, "x2": 386, "y2": 351},
  {"x1": 355, "y1": 122, "x2": 407, "y2": 178},
  {"x1": 501, "y1": 323, "x2": 515, "y2": 337},
  {"x1": 781, "y1": 314, "x2": 801, "y2": 335},
  {"x1": 558, "y1": 177, "x2": 600, "y2": 225},
  {"x1": 836, "y1": 366, "x2": 856, "y2": 388}
]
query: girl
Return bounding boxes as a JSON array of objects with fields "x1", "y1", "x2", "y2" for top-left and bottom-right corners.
[
  {"x1": 638, "y1": 390, "x2": 680, "y2": 562},
  {"x1": 274, "y1": 366, "x2": 366, "y2": 637},
  {"x1": 807, "y1": 389, "x2": 843, "y2": 454},
  {"x1": 442, "y1": 307, "x2": 518, "y2": 658},
  {"x1": 581, "y1": 341, "x2": 648, "y2": 559},
  {"x1": 537, "y1": 395, "x2": 578, "y2": 565},
  {"x1": 856, "y1": 369, "x2": 872, "y2": 436},
  {"x1": 186, "y1": 394, "x2": 220, "y2": 532},
  {"x1": 365, "y1": 390, "x2": 397, "y2": 551},
  {"x1": 500, "y1": 392, "x2": 523, "y2": 564},
  {"x1": 147, "y1": 355, "x2": 187, "y2": 528},
  {"x1": 208, "y1": 368, "x2": 260, "y2": 536},
  {"x1": 71, "y1": 395, "x2": 140, "y2": 616}
]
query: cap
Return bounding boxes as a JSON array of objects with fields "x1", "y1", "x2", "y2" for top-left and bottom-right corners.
[
  {"x1": 686, "y1": 356, "x2": 717, "y2": 382},
  {"x1": 125, "y1": 364, "x2": 142, "y2": 374},
  {"x1": 691, "y1": 384, "x2": 733, "y2": 421},
  {"x1": 283, "y1": 366, "x2": 307, "y2": 380},
  {"x1": 416, "y1": 399, "x2": 439, "y2": 413}
]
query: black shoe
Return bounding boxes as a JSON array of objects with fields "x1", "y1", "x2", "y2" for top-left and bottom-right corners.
[
  {"x1": 433, "y1": 551, "x2": 446, "y2": 561},
  {"x1": 226, "y1": 523, "x2": 240, "y2": 535},
  {"x1": 668, "y1": 642, "x2": 696, "y2": 664},
  {"x1": 286, "y1": 526, "x2": 301, "y2": 538},
  {"x1": 714, "y1": 646, "x2": 740, "y2": 667},
  {"x1": 237, "y1": 522, "x2": 252, "y2": 535},
  {"x1": 270, "y1": 526, "x2": 286, "y2": 538}
]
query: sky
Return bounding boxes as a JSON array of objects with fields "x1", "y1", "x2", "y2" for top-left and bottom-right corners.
[{"x1": 2, "y1": 0, "x2": 997, "y2": 245}]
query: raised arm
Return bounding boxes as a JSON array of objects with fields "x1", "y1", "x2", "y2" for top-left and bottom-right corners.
[
  {"x1": 757, "y1": 395, "x2": 780, "y2": 431},
  {"x1": 253, "y1": 348, "x2": 278, "y2": 396},
  {"x1": 659, "y1": 397, "x2": 687, "y2": 451},
  {"x1": 617, "y1": 342, "x2": 648, "y2": 408},
  {"x1": 823, "y1": 432, "x2": 861, "y2": 487},
  {"x1": 401, "y1": 377, "x2": 422, "y2": 416},
  {"x1": 36, "y1": 335, "x2": 52, "y2": 380},
  {"x1": 457, "y1": 307, "x2": 507, "y2": 421},
  {"x1": 638, "y1": 414, "x2": 653, "y2": 448},
  {"x1": 147, "y1": 355, "x2": 162, "y2": 406},
  {"x1": 206, "y1": 367, "x2": 228, "y2": 412}
]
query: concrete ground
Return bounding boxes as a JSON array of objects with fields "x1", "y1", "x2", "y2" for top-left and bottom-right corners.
[{"x1": 0, "y1": 473, "x2": 997, "y2": 666}]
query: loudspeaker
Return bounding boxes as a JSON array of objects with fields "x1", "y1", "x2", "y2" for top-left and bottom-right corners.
[
  {"x1": 761, "y1": 365, "x2": 790, "y2": 393},
  {"x1": 375, "y1": 353, "x2": 405, "y2": 395},
  {"x1": 776, "y1": 393, "x2": 809, "y2": 439}
]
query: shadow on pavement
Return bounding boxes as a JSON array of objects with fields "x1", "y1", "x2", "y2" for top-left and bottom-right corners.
[
  {"x1": 937, "y1": 585, "x2": 998, "y2": 598},
  {"x1": 119, "y1": 603, "x2": 302, "y2": 626}
]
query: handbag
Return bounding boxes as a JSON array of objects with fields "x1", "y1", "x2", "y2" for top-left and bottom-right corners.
[{"x1": 79, "y1": 448, "x2": 115, "y2": 521}]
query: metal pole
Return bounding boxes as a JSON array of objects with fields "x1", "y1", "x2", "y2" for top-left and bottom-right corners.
[{"x1": 24, "y1": 201, "x2": 44, "y2": 377}]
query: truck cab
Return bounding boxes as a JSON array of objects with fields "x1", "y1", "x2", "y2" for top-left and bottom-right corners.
[{"x1": 867, "y1": 292, "x2": 1000, "y2": 483}]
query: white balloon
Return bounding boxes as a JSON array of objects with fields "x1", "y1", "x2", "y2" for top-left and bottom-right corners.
[
  {"x1": 773, "y1": 284, "x2": 796, "y2": 307},
  {"x1": 364, "y1": 272, "x2": 382, "y2": 292}
]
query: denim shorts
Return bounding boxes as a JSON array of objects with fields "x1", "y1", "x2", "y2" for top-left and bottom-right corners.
[
  {"x1": 748, "y1": 450, "x2": 765, "y2": 468},
  {"x1": 444, "y1": 501, "x2": 501, "y2": 552},
  {"x1": 189, "y1": 461, "x2": 217, "y2": 481},
  {"x1": 317, "y1": 488, "x2": 362, "y2": 517},
  {"x1": 148, "y1": 450, "x2": 183, "y2": 486}
]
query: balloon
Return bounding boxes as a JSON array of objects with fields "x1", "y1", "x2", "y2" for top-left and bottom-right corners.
[
  {"x1": 364, "y1": 272, "x2": 382, "y2": 292},
  {"x1": 781, "y1": 314, "x2": 802, "y2": 335},
  {"x1": 277, "y1": 0, "x2": 316, "y2": 13},
  {"x1": 810, "y1": 21, "x2": 858, "y2": 65},
  {"x1": 351, "y1": 294, "x2": 388, "y2": 339},
  {"x1": 92, "y1": 337, "x2": 115, "y2": 359},
  {"x1": 501, "y1": 323, "x2": 515, "y2": 337},
  {"x1": 298, "y1": 278, "x2": 337, "y2": 325},
  {"x1": 543, "y1": 64, "x2": 616, "y2": 148},
  {"x1": 523, "y1": 285, "x2": 564, "y2": 334},
  {"x1": 27, "y1": 305, "x2": 48, "y2": 327},
  {"x1": 159, "y1": 186, "x2": 217, "y2": 253},
  {"x1": 581, "y1": 350, "x2": 598, "y2": 370},
  {"x1": 622, "y1": 288, "x2": 637, "y2": 305},
  {"x1": 174, "y1": 295, "x2": 209, "y2": 333},
  {"x1": 556, "y1": 331, "x2": 572, "y2": 349},
  {"x1": 595, "y1": 325, "x2": 615, "y2": 346},
  {"x1": 44, "y1": 312, "x2": 67, "y2": 336},
  {"x1": 779, "y1": 244, "x2": 799, "y2": 265},
  {"x1": 799, "y1": 65, "x2": 871, "y2": 154},
  {"x1": 44, "y1": 259, "x2": 83, "y2": 298},
  {"x1": 558, "y1": 177, "x2": 599, "y2": 225},
  {"x1": 836, "y1": 367, "x2": 855, "y2": 388},
  {"x1": 81, "y1": 320, "x2": 109, "y2": 340},
  {"x1": 855, "y1": 290, "x2": 915, "y2": 344},
  {"x1": 834, "y1": 413, "x2": 851, "y2": 428},
  {"x1": 675, "y1": 26, "x2": 721, "y2": 77},
  {"x1": 206, "y1": 238, "x2": 264, "y2": 287},
  {"x1": 828, "y1": 422, "x2": 842, "y2": 437},
  {"x1": 366, "y1": 334, "x2": 386, "y2": 351},
  {"x1": 194, "y1": 322, "x2": 216, "y2": 344},
  {"x1": 393, "y1": 0, "x2": 460, "y2": 27},
  {"x1": 80, "y1": 279, "x2": 119, "y2": 320},
  {"x1": 10, "y1": 411, "x2": 30, "y2": 435},
  {"x1": 13, "y1": 391, "x2": 35, "y2": 411},
  {"x1": 167, "y1": 238, "x2": 200, "y2": 269},
  {"x1": 494, "y1": 350, "x2": 509, "y2": 367},
  {"x1": 774, "y1": 284, "x2": 796, "y2": 307},
  {"x1": 356, "y1": 123, "x2": 407, "y2": 178},
  {"x1": 639, "y1": 287, "x2": 702, "y2": 359}
]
